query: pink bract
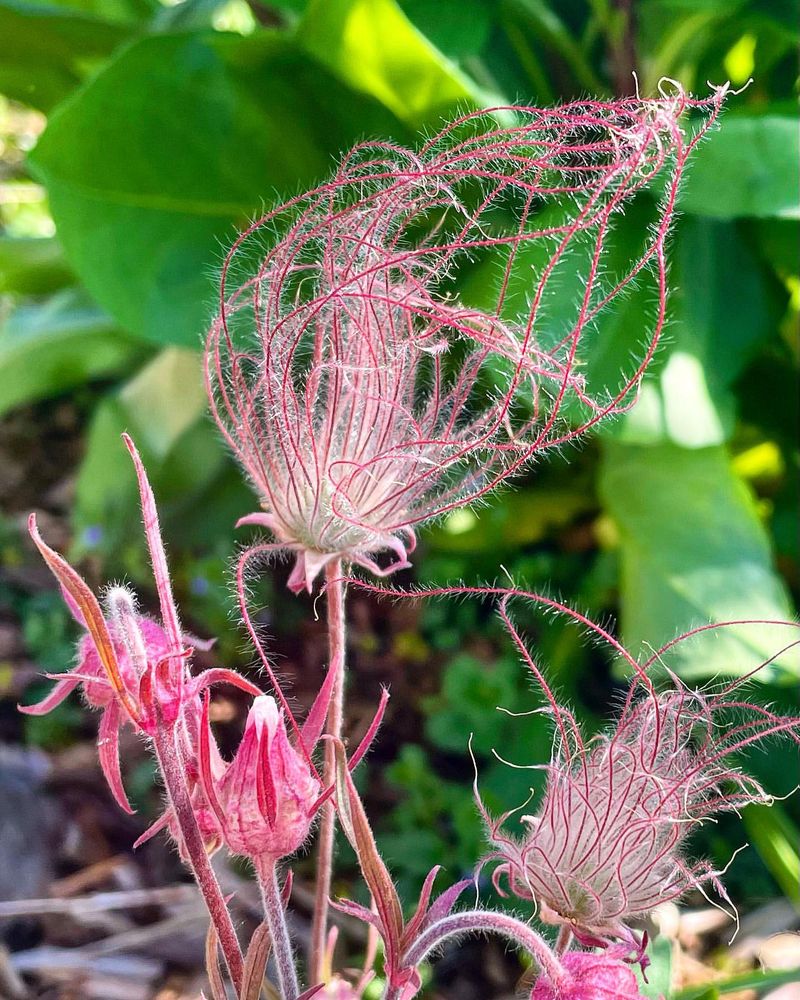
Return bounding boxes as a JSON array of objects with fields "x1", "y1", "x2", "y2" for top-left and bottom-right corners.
[{"x1": 207, "y1": 88, "x2": 727, "y2": 592}]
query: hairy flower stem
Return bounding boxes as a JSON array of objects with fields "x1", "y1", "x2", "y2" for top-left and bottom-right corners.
[
  {"x1": 153, "y1": 722, "x2": 244, "y2": 991},
  {"x1": 310, "y1": 560, "x2": 347, "y2": 983},
  {"x1": 555, "y1": 925, "x2": 572, "y2": 955},
  {"x1": 388, "y1": 910, "x2": 566, "y2": 999},
  {"x1": 256, "y1": 859, "x2": 300, "y2": 1000}
]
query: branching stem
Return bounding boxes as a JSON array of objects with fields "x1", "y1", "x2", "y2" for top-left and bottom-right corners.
[{"x1": 385, "y1": 909, "x2": 566, "y2": 999}]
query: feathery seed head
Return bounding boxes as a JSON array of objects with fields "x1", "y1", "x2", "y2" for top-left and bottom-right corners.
[
  {"x1": 489, "y1": 675, "x2": 800, "y2": 955},
  {"x1": 208, "y1": 88, "x2": 728, "y2": 592}
]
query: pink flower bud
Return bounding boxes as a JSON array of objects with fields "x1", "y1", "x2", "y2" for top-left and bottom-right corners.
[
  {"x1": 210, "y1": 696, "x2": 320, "y2": 861},
  {"x1": 531, "y1": 951, "x2": 648, "y2": 1000},
  {"x1": 322, "y1": 978, "x2": 366, "y2": 1000}
]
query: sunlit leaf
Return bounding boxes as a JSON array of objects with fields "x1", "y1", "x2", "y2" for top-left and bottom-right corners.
[
  {"x1": 612, "y1": 217, "x2": 783, "y2": 447},
  {"x1": 681, "y1": 116, "x2": 800, "y2": 220},
  {"x1": 600, "y1": 442, "x2": 798, "y2": 681},
  {"x1": 297, "y1": 0, "x2": 483, "y2": 126},
  {"x1": 29, "y1": 31, "x2": 407, "y2": 345}
]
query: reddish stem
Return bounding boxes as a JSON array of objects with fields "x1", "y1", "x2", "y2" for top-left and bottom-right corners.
[
  {"x1": 555, "y1": 924, "x2": 572, "y2": 955},
  {"x1": 309, "y1": 560, "x2": 346, "y2": 983},
  {"x1": 153, "y1": 722, "x2": 244, "y2": 991},
  {"x1": 394, "y1": 910, "x2": 566, "y2": 998}
]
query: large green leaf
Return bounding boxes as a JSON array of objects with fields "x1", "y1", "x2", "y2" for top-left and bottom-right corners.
[
  {"x1": 0, "y1": 0, "x2": 128, "y2": 110},
  {"x1": 680, "y1": 115, "x2": 800, "y2": 220},
  {"x1": 613, "y1": 217, "x2": 783, "y2": 448},
  {"x1": 600, "y1": 442, "x2": 798, "y2": 681},
  {"x1": 297, "y1": 0, "x2": 484, "y2": 127},
  {"x1": 0, "y1": 288, "x2": 148, "y2": 417},
  {"x1": 29, "y1": 30, "x2": 408, "y2": 346},
  {"x1": 743, "y1": 802, "x2": 800, "y2": 906},
  {"x1": 398, "y1": 0, "x2": 493, "y2": 61}
]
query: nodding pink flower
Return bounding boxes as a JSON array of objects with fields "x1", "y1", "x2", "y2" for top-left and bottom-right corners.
[
  {"x1": 198, "y1": 694, "x2": 321, "y2": 862},
  {"x1": 487, "y1": 620, "x2": 800, "y2": 961},
  {"x1": 530, "y1": 950, "x2": 648, "y2": 1000},
  {"x1": 207, "y1": 86, "x2": 728, "y2": 592},
  {"x1": 20, "y1": 435, "x2": 261, "y2": 816}
]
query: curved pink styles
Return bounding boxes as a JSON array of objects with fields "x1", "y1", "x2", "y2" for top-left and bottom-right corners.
[
  {"x1": 207, "y1": 86, "x2": 728, "y2": 593},
  {"x1": 487, "y1": 607, "x2": 800, "y2": 962},
  {"x1": 530, "y1": 950, "x2": 648, "y2": 1000}
]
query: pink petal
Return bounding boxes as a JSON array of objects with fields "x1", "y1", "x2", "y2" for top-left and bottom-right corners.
[
  {"x1": 97, "y1": 701, "x2": 134, "y2": 814},
  {"x1": 122, "y1": 435, "x2": 182, "y2": 652},
  {"x1": 18, "y1": 674, "x2": 81, "y2": 715}
]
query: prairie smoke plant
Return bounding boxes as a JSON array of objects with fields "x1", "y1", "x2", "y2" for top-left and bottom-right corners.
[
  {"x1": 207, "y1": 85, "x2": 728, "y2": 594},
  {"x1": 23, "y1": 87, "x2": 795, "y2": 1000},
  {"x1": 208, "y1": 86, "x2": 730, "y2": 981},
  {"x1": 485, "y1": 599, "x2": 800, "y2": 963}
]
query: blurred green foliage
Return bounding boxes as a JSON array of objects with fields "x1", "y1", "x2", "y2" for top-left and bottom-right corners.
[{"x1": 1, "y1": 0, "x2": 798, "y2": 991}]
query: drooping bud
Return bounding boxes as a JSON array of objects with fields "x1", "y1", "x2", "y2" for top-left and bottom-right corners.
[
  {"x1": 208, "y1": 696, "x2": 320, "y2": 861},
  {"x1": 530, "y1": 951, "x2": 647, "y2": 1000}
]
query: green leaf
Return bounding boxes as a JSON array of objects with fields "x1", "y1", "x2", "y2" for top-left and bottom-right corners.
[
  {"x1": 680, "y1": 116, "x2": 800, "y2": 220},
  {"x1": 71, "y1": 347, "x2": 225, "y2": 560},
  {"x1": 423, "y1": 654, "x2": 520, "y2": 755},
  {"x1": 29, "y1": 30, "x2": 408, "y2": 345},
  {"x1": 0, "y1": 0, "x2": 128, "y2": 110},
  {"x1": 673, "y1": 967, "x2": 800, "y2": 998},
  {"x1": 398, "y1": 0, "x2": 493, "y2": 61},
  {"x1": 743, "y1": 802, "x2": 800, "y2": 906},
  {"x1": 0, "y1": 287, "x2": 148, "y2": 417},
  {"x1": 0, "y1": 236, "x2": 74, "y2": 295},
  {"x1": 297, "y1": 0, "x2": 483, "y2": 127},
  {"x1": 29, "y1": 0, "x2": 157, "y2": 22},
  {"x1": 116, "y1": 347, "x2": 207, "y2": 459},
  {"x1": 613, "y1": 217, "x2": 782, "y2": 448},
  {"x1": 600, "y1": 442, "x2": 798, "y2": 681}
]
